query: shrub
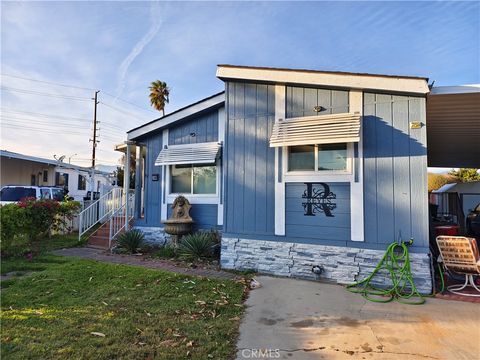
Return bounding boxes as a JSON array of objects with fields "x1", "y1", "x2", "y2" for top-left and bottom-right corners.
[
  {"x1": 155, "y1": 243, "x2": 177, "y2": 259},
  {"x1": 0, "y1": 199, "x2": 81, "y2": 257},
  {"x1": 117, "y1": 229, "x2": 145, "y2": 254},
  {"x1": 0, "y1": 204, "x2": 28, "y2": 257},
  {"x1": 178, "y1": 232, "x2": 217, "y2": 260}
]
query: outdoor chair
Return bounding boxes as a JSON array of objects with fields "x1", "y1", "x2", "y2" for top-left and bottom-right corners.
[{"x1": 436, "y1": 235, "x2": 480, "y2": 297}]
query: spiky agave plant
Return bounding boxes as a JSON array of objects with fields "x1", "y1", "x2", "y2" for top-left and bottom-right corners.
[
  {"x1": 117, "y1": 229, "x2": 145, "y2": 254},
  {"x1": 178, "y1": 232, "x2": 216, "y2": 260}
]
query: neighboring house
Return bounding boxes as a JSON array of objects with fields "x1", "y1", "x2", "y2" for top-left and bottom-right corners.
[
  {"x1": 123, "y1": 65, "x2": 439, "y2": 292},
  {"x1": 0, "y1": 150, "x2": 57, "y2": 187},
  {"x1": 433, "y1": 181, "x2": 480, "y2": 222},
  {"x1": 0, "y1": 150, "x2": 114, "y2": 201}
]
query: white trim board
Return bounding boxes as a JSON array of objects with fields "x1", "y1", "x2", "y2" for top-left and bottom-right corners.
[
  {"x1": 349, "y1": 90, "x2": 364, "y2": 241},
  {"x1": 160, "y1": 129, "x2": 169, "y2": 222},
  {"x1": 217, "y1": 66, "x2": 429, "y2": 95},
  {"x1": 274, "y1": 85, "x2": 286, "y2": 236},
  {"x1": 217, "y1": 107, "x2": 226, "y2": 226}
]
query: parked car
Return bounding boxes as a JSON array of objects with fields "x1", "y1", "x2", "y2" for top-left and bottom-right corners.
[
  {"x1": 0, "y1": 186, "x2": 65, "y2": 205},
  {"x1": 466, "y1": 203, "x2": 480, "y2": 237}
]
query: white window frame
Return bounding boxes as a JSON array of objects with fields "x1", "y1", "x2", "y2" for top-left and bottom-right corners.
[
  {"x1": 283, "y1": 142, "x2": 354, "y2": 183},
  {"x1": 166, "y1": 161, "x2": 220, "y2": 204}
]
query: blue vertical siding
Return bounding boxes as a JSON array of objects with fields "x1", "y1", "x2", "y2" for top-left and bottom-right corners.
[
  {"x1": 363, "y1": 93, "x2": 428, "y2": 248},
  {"x1": 167, "y1": 203, "x2": 218, "y2": 230},
  {"x1": 224, "y1": 82, "x2": 276, "y2": 235},
  {"x1": 168, "y1": 110, "x2": 218, "y2": 145},
  {"x1": 140, "y1": 131, "x2": 163, "y2": 227},
  {"x1": 286, "y1": 86, "x2": 349, "y2": 118},
  {"x1": 285, "y1": 183, "x2": 351, "y2": 241}
]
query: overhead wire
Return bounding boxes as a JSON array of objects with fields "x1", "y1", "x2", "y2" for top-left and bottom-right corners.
[
  {"x1": 0, "y1": 73, "x2": 97, "y2": 91},
  {"x1": 1, "y1": 86, "x2": 92, "y2": 101}
]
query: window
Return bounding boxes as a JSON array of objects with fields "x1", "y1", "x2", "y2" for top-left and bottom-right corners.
[
  {"x1": 55, "y1": 172, "x2": 69, "y2": 190},
  {"x1": 78, "y1": 175, "x2": 86, "y2": 190},
  {"x1": 31, "y1": 174, "x2": 36, "y2": 186},
  {"x1": 41, "y1": 188, "x2": 52, "y2": 199},
  {"x1": 171, "y1": 164, "x2": 216, "y2": 195},
  {"x1": 0, "y1": 187, "x2": 36, "y2": 201},
  {"x1": 52, "y1": 188, "x2": 65, "y2": 201},
  {"x1": 43, "y1": 170, "x2": 48, "y2": 183},
  {"x1": 288, "y1": 143, "x2": 349, "y2": 172}
]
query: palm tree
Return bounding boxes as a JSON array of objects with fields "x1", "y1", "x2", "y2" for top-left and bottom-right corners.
[{"x1": 149, "y1": 80, "x2": 170, "y2": 116}]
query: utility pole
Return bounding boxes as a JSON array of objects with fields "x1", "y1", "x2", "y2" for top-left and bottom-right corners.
[{"x1": 90, "y1": 90, "x2": 100, "y2": 201}]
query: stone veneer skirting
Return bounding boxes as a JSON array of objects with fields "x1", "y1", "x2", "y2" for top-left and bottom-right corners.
[
  {"x1": 220, "y1": 237, "x2": 432, "y2": 294},
  {"x1": 134, "y1": 226, "x2": 170, "y2": 245}
]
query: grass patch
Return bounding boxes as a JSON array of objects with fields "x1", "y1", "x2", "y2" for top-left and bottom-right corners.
[
  {"x1": 1, "y1": 233, "x2": 83, "y2": 275},
  {"x1": 1, "y1": 255, "x2": 246, "y2": 359}
]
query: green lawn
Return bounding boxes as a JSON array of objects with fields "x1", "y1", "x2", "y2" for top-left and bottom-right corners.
[{"x1": 1, "y1": 239, "x2": 246, "y2": 359}]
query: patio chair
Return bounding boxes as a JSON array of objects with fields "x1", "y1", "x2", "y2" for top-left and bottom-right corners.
[{"x1": 436, "y1": 236, "x2": 480, "y2": 297}]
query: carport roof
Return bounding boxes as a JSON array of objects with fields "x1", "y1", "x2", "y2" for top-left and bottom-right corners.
[{"x1": 427, "y1": 85, "x2": 480, "y2": 168}]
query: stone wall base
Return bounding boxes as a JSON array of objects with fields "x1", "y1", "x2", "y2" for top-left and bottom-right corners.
[
  {"x1": 134, "y1": 226, "x2": 170, "y2": 245},
  {"x1": 221, "y1": 237, "x2": 432, "y2": 294}
]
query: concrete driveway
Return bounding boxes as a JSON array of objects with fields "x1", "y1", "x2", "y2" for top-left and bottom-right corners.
[{"x1": 236, "y1": 276, "x2": 479, "y2": 360}]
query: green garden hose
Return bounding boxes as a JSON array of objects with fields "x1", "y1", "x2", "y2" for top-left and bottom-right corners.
[{"x1": 346, "y1": 241, "x2": 426, "y2": 305}]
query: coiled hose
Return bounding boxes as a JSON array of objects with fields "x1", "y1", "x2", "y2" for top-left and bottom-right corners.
[{"x1": 346, "y1": 241, "x2": 429, "y2": 305}]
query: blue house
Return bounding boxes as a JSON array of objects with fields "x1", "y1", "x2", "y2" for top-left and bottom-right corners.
[{"x1": 125, "y1": 65, "x2": 433, "y2": 293}]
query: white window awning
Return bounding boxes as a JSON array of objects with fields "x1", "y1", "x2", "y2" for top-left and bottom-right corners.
[
  {"x1": 155, "y1": 142, "x2": 221, "y2": 166},
  {"x1": 269, "y1": 112, "x2": 361, "y2": 147}
]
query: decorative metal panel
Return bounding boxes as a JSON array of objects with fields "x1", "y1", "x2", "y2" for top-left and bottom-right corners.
[
  {"x1": 269, "y1": 113, "x2": 361, "y2": 147},
  {"x1": 154, "y1": 142, "x2": 221, "y2": 166}
]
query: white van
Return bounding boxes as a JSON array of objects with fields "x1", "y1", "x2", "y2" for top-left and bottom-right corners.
[{"x1": 0, "y1": 186, "x2": 65, "y2": 205}]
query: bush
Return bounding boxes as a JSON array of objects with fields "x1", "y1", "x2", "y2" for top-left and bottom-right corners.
[
  {"x1": 178, "y1": 232, "x2": 217, "y2": 260},
  {"x1": 0, "y1": 198, "x2": 81, "y2": 258},
  {"x1": 154, "y1": 243, "x2": 177, "y2": 259},
  {"x1": 117, "y1": 229, "x2": 145, "y2": 254}
]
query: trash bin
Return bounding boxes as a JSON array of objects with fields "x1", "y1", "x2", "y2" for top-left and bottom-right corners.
[{"x1": 435, "y1": 225, "x2": 460, "y2": 237}]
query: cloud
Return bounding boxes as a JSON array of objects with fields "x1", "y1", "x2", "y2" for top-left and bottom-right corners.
[{"x1": 115, "y1": 1, "x2": 163, "y2": 100}]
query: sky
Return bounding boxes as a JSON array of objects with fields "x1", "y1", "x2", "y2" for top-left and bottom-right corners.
[{"x1": 1, "y1": 1, "x2": 479, "y2": 171}]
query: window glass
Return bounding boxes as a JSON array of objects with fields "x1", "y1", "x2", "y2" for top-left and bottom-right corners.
[
  {"x1": 288, "y1": 145, "x2": 315, "y2": 171},
  {"x1": 193, "y1": 165, "x2": 216, "y2": 194},
  {"x1": 43, "y1": 170, "x2": 48, "y2": 182},
  {"x1": 55, "y1": 172, "x2": 69, "y2": 189},
  {"x1": 318, "y1": 143, "x2": 347, "y2": 171},
  {"x1": 78, "y1": 175, "x2": 86, "y2": 190},
  {"x1": 171, "y1": 165, "x2": 192, "y2": 193},
  {"x1": 41, "y1": 189, "x2": 51, "y2": 199},
  {"x1": 52, "y1": 189, "x2": 64, "y2": 201},
  {"x1": 0, "y1": 187, "x2": 36, "y2": 201}
]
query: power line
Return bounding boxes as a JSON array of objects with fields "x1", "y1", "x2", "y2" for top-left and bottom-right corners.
[
  {"x1": 99, "y1": 101, "x2": 146, "y2": 121},
  {"x1": 1, "y1": 86, "x2": 92, "y2": 101},
  {"x1": 1, "y1": 124, "x2": 88, "y2": 136},
  {"x1": 1, "y1": 107, "x2": 92, "y2": 122},
  {"x1": 1, "y1": 116, "x2": 92, "y2": 128},
  {"x1": 102, "y1": 91, "x2": 157, "y2": 114},
  {"x1": 2, "y1": 73, "x2": 155, "y2": 114},
  {"x1": 1, "y1": 108, "x2": 130, "y2": 132},
  {"x1": 0, "y1": 73, "x2": 96, "y2": 91}
]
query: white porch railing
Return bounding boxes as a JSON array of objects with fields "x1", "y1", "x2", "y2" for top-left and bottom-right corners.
[
  {"x1": 108, "y1": 195, "x2": 134, "y2": 248},
  {"x1": 78, "y1": 187, "x2": 124, "y2": 240}
]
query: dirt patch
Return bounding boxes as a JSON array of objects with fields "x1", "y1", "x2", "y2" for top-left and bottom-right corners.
[
  {"x1": 258, "y1": 317, "x2": 277, "y2": 326},
  {"x1": 290, "y1": 319, "x2": 314, "y2": 328},
  {"x1": 336, "y1": 316, "x2": 362, "y2": 327},
  {"x1": 360, "y1": 343, "x2": 372, "y2": 352}
]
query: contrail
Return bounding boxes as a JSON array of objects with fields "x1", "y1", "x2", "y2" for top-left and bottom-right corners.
[{"x1": 115, "y1": 1, "x2": 162, "y2": 100}]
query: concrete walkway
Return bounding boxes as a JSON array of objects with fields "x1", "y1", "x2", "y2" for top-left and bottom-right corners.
[
  {"x1": 237, "y1": 276, "x2": 480, "y2": 360},
  {"x1": 52, "y1": 247, "x2": 237, "y2": 280}
]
